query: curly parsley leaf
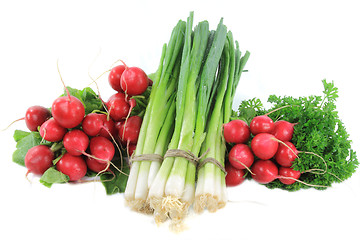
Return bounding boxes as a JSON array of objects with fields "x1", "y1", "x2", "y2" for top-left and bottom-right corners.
[
  {"x1": 321, "y1": 79, "x2": 339, "y2": 104},
  {"x1": 232, "y1": 79, "x2": 358, "y2": 191},
  {"x1": 236, "y1": 98, "x2": 264, "y2": 124},
  {"x1": 267, "y1": 80, "x2": 358, "y2": 190}
]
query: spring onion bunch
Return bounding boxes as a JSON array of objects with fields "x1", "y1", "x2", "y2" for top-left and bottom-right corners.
[
  {"x1": 195, "y1": 34, "x2": 250, "y2": 213},
  {"x1": 124, "y1": 12, "x2": 250, "y2": 225},
  {"x1": 148, "y1": 13, "x2": 250, "y2": 223},
  {"x1": 124, "y1": 20, "x2": 185, "y2": 212}
]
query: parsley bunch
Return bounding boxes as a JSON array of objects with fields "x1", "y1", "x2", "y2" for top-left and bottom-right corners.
[{"x1": 235, "y1": 80, "x2": 358, "y2": 191}]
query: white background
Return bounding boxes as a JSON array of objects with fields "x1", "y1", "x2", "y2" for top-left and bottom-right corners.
[{"x1": 0, "y1": 0, "x2": 359, "y2": 239}]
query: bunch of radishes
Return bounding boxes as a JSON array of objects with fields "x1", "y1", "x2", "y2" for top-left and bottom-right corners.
[
  {"x1": 23, "y1": 62, "x2": 150, "y2": 182},
  {"x1": 224, "y1": 114, "x2": 301, "y2": 187}
]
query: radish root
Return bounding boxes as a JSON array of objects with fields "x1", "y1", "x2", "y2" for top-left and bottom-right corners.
[
  {"x1": 56, "y1": 59, "x2": 71, "y2": 101},
  {"x1": 1, "y1": 117, "x2": 25, "y2": 131}
]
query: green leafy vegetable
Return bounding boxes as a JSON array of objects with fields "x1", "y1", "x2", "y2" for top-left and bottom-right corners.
[
  {"x1": 85, "y1": 154, "x2": 130, "y2": 195},
  {"x1": 13, "y1": 130, "x2": 31, "y2": 142},
  {"x1": 129, "y1": 88, "x2": 151, "y2": 117},
  {"x1": 40, "y1": 167, "x2": 70, "y2": 188},
  {"x1": 236, "y1": 97, "x2": 264, "y2": 124},
  {"x1": 100, "y1": 165, "x2": 130, "y2": 195},
  {"x1": 61, "y1": 86, "x2": 104, "y2": 115},
  {"x1": 12, "y1": 130, "x2": 51, "y2": 166},
  {"x1": 235, "y1": 79, "x2": 358, "y2": 191},
  {"x1": 12, "y1": 86, "x2": 131, "y2": 193}
]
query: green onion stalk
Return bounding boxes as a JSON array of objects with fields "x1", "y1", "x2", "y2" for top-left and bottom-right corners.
[
  {"x1": 124, "y1": 20, "x2": 185, "y2": 213},
  {"x1": 194, "y1": 33, "x2": 250, "y2": 213},
  {"x1": 148, "y1": 13, "x2": 230, "y2": 223}
]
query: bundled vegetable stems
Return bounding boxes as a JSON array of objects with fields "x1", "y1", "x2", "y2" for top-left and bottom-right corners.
[
  {"x1": 148, "y1": 13, "x2": 216, "y2": 222},
  {"x1": 195, "y1": 34, "x2": 250, "y2": 212},
  {"x1": 124, "y1": 12, "x2": 250, "y2": 223},
  {"x1": 124, "y1": 20, "x2": 184, "y2": 212}
]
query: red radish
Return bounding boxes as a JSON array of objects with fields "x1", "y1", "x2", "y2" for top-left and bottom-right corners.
[
  {"x1": 82, "y1": 113, "x2": 116, "y2": 140},
  {"x1": 86, "y1": 156, "x2": 110, "y2": 173},
  {"x1": 98, "y1": 114, "x2": 116, "y2": 139},
  {"x1": 89, "y1": 136, "x2": 115, "y2": 164},
  {"x1": 225, "y1": 162, "x2": 245, "y2": 187},
  {"x1": 274, "y1": 141, "x2": 298, "y2": 167},
  {"x1": 108, "y1": 65, "x2": 126, "y2": 92},
  {"x1": 63, "y1": 129, "x2": 89, "y2": 156},
  {"x1": 106, "y1": 92, "x2": 130, "y2": 121},
  {"x1": 278, "y1": 167, "x2": 301, "y2": 185},
  {"x1": 118, "y1": 115, "x2": 142, "y2": 144},
  {"x1": 223, "y1": 119, "x2": 250, "y2": 144},
  {"x1": 25, "y1": 106, "x2": 51, "y2": 131},
  {"x1": 120, "y1": 66, "x2": 149, "y2": 96},
  {"x1": 82, "y1": 113, "x2": 104, "y2": 136},
  {"x1": 3, "y1": 105, "x2": 50, "y2": 132},
  {"x1": 251, "y1": 160, "x2": 278, "y2": 184},
  {"x1": 56, "y1": 153, "x2": 87, "y2": 181},
  {"x1": 251, "y1": 133, "x2": 279, "y2": 160},
  {"x1": 228, "y1": 143, "x2": 254, "y2": 170},
  {"x1": 114, "y1": 120, "x2": 124, "y2": 132},
  {"x1": 127, "y1": 144, "x2": 136, "y2": 157},
  {"x1": 272, "y1": 120, "x2": 295, "y2": 142},
  {"x1": 250, "y1": 115, "x2": 274, "y2": 135},
  {"x1": 25, "y1": 145, "x2": 54, "y2": 175},
  {"x1": 114, "y1": 120, "x2": 125, "y2": 143},
  {"x1": 52, "y1": 95, "x2": 85, "y2": 129},
  {"x1": 52, "y1": 63, "x2": 85, "y2": 129},
  {"x1": 127, "y1": 97, "x2": 137, "y2": 116},
  {"x1": 39, "y1": 118, "x2": 67, "y2": 142}
]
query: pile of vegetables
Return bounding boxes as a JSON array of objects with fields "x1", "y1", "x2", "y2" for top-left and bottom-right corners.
[
  {"x1": 124, "y1": 12, "x2": 250, "y2": 226},
  {"x1": 9, "y1": 12, "x2": 358, "y2": 230},
  {"x1": 12, "y1": 61, "x2": 151, "y2": 193},
  {"x1": 224, "y1": 79, "x2": 358, "y2": 190}
]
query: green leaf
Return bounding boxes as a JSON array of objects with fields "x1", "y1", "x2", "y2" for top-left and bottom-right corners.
[
  {"x1": 238, "y1": 97, "x2": 264, "y2": 112},
  {"x1": 13, "y1": 130, "x2": 31, "y2": 142},
  {"x1": 62, "y1": 86, "x2": 103, "y2": 115},
  {"x1": 12, "y1": 131, "x2": 51, "y2": 166},
  {"x1": 235, "y1": 98, "x2": 264, "y2": 124},
  {"x1": 40, "y1": 167, "x2": 70, "y2": 188},
  {"x1": 238, "y1": 107, "x2": 257, "y2": 125},
  {"x1": 80, "y1": 87, "x2": 104, "y2": 114},
  {"x1": 322, "y1": 79, "x2": 339, "y2": 103},
  {"x1": 129, "y1": 88, "x2": 151, "y2": 117},
  {"x1": 100, "y1": 165, "x2": 130, "y2": 195}
]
